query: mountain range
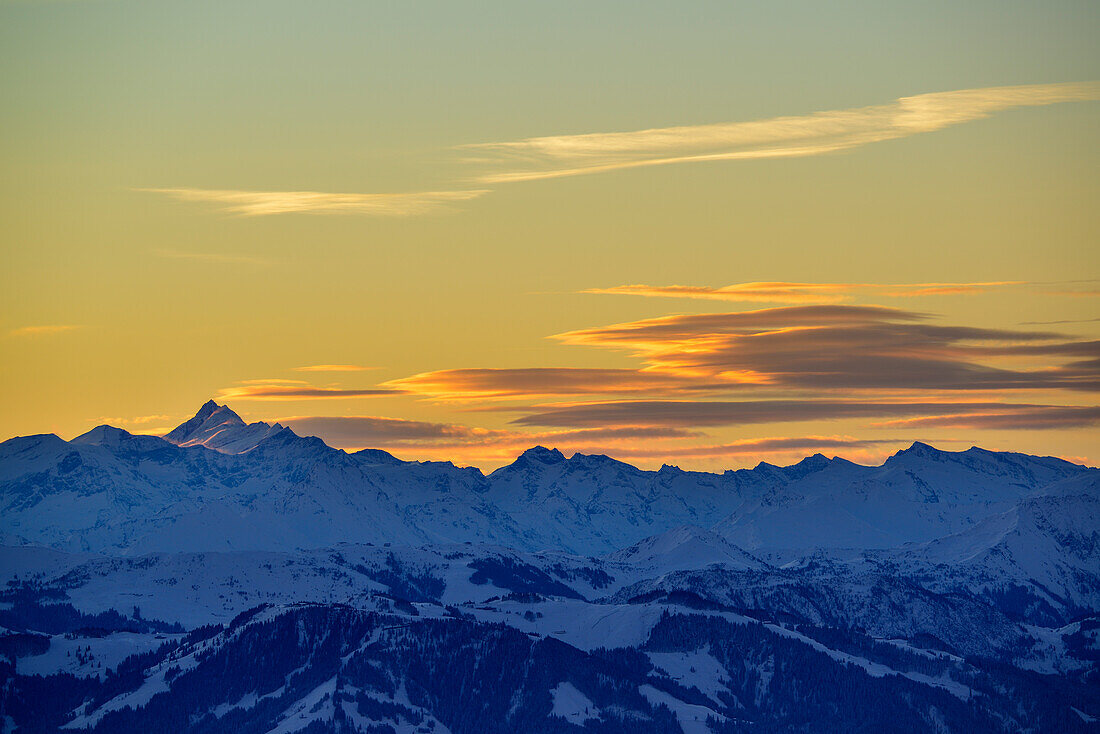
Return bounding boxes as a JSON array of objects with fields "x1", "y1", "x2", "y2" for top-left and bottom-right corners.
[
  {"x1": 1, "y1": 401, "x2": 1090, "y2": 557},
  {"x1": 1, "y1": 401, "x2": 1097, "y2": 732}
]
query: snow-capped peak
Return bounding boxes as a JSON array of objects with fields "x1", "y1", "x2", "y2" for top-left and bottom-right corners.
[
  {"x1": 494, "y1": 446, "x2": 567, "y2": 472},
  {"x1": 890, "y1": 441, "x2": 943, "y2": 460},
  {"x1": 165, "y1": 401, "x2": 242, "y2": 441},
  {"x1": 163, "y1": 400, "x2": 283, "y2": 455}
]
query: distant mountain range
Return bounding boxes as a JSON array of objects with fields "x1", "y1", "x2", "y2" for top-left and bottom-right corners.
[
  {"x1": 1, "y1": 401, "x2": 1091, "y2": 557},
  {"x1": 1, "y1": 401, "x2": 1097, "y2": 732}
]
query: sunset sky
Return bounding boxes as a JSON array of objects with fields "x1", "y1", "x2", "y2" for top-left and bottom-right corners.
[{"x1": 2, "y1": 0, "x2": 1098, "y2": 469}]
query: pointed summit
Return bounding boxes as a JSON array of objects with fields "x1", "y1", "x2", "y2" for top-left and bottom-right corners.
[
  {"x1": 165, "y1": 401, "x2": 243, "y2": 445},
  {"x1": 491, "y1": 446, "x2": 567, "y2": 475},
  {"x1": 163, "y1": 400, "x2": 283, "y2": 454}
]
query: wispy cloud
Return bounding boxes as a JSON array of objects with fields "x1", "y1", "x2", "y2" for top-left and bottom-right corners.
[
  {"x1": 512, "y1": 399, "x2": 1100, "y2": 429},
  {"x1": 584, "y1": 435, "x2": 903, "y2": 461},
  {"x1": 283, "y1": 415, "x2": 508, "y2": 444},
  {"x1": 217, "y1": 379, "x2": 399, "y2": 400},
  {"x1": 142, "y1": 188, "x2": 490, "y2": 216},
  {"x1": 8, "y1": 324, "x2": 82, "y2": 337},
  {"x1": 1020, "y1": 317, "x2": 1100, "y2": 325},
  {"x1": 384, "y1": 367, "x2": 710, "y2": 401},
  {"x1": 293, "y1": 364, "x2": 375, "y2": 373},
  {"x1": 154, "y1": 249, "x2": 271, "y2": 266},
  {"x1": 280, "y1": 415, "x2": 698, "y2": 449},
  {"x1": 141, "y1": 83, "x2": 1098, "y2": 224},
  {"x1": 467, "y1": 82, "x2": 1100, "y2": 182},
  {"x1": 874, "y1": 406, "x2": 1100, "y2": 430},
  {"x1": 585, "y1": 281, "x2": 1022, "y2": 304}
]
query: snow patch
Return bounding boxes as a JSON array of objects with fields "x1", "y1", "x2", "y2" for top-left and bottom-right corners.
[
  {"x1": 639, "y1": 684, "x2": 726, "y2": 734},
  {"x1": 550, "y1": 681, "x2": 599, "y2": 724},
  {"x1": 647, "y1": 648, "x2": 731, "y2": 705}
]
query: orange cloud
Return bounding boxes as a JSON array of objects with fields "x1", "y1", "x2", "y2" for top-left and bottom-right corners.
[
  {"x1": 217, "y1": 380, "x2": 398, "y2": 400},
  {"x1": 379, "y1": 306, "x2": 1097, "y2": 435},
  {"x1": 555, "y1": 305, "x2": 928, "y2": 348},
  {"x1": 584, "y1": 281, "x2": 1021, "y2": 304},
  {"x1": 384, "y1": 367, "x2": 710, "y2": 401},
  {"x1": 552, "y1": 306, "x2": 1098, "y2": 393},
  {"x1": 874, "y1": 406, "x2": 1100, "y2": 430}
]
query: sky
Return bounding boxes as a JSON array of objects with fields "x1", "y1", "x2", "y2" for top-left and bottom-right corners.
[{"x1": 1, "y1": 0, "x2": 1098, "y2": 470}]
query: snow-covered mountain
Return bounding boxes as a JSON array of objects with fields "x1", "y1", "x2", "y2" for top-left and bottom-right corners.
[
  {"x1": 711, "y1": 443, "x2": 1089, "y2": 554},
  {"x1": 0, "y1": 407, "x2": 524, "y2": 554},
  {"x1": 164, "y1": 399, "x2": 290, "y2": 454},
  {"x1": 2, "y1": 400, "x2": 1098, "y2": 731},
  {"x1": 865, "y1": 472, "x2": 1100, "y2": 624},
  {"x1": 1, "y1": 401, "x2": 1092, "y2": 557}
]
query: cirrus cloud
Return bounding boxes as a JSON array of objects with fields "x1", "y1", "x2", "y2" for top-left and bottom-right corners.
[
  {"x1": 467, "y1": 82, "x2": 1100, "y2": 183},
  {"x1": 280, "y1": 414, "x2": 699, "y2": 449},
  {"x1": 217, "y1": 381, "x2": 400, "y2": 400},
  {"x1": 142, "y1": 187, "x2": 490, "y2": 216},
  {"x1": 511, "y1": 399, "x2": 1100, "y2": 430},
  {"x1": 384, "y1": 367, "x2": 715, "y2": 401},
  {"x1": 584, "y1": 281, "x2": 1023, "y2": 304}
]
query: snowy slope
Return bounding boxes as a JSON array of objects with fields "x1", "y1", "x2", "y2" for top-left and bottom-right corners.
[
  {"x1": 0, "y1": 542, "x2": 620, "y2": 628},
  {"x1": 10, "y1": 599, "x2": 1093, "y2": 734},
  {"x1": 711, "y1": 443, "x2": 1088, "y2": 553},
  {"x1": 605, "y1": 525, "x2": 767, "y2": 577},
  {"x1": 869, "y1": 472, "x2": 1100, "y2": 622}
]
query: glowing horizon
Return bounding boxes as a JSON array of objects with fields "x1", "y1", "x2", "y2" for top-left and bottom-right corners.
[{"x1": 2, "y1": 0, "x2": 1097, "y2": 471}]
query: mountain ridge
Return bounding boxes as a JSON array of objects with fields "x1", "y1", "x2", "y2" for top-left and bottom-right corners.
[{"x1": 0, "y1": 401, "x2": 1094, "y2": 557}]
